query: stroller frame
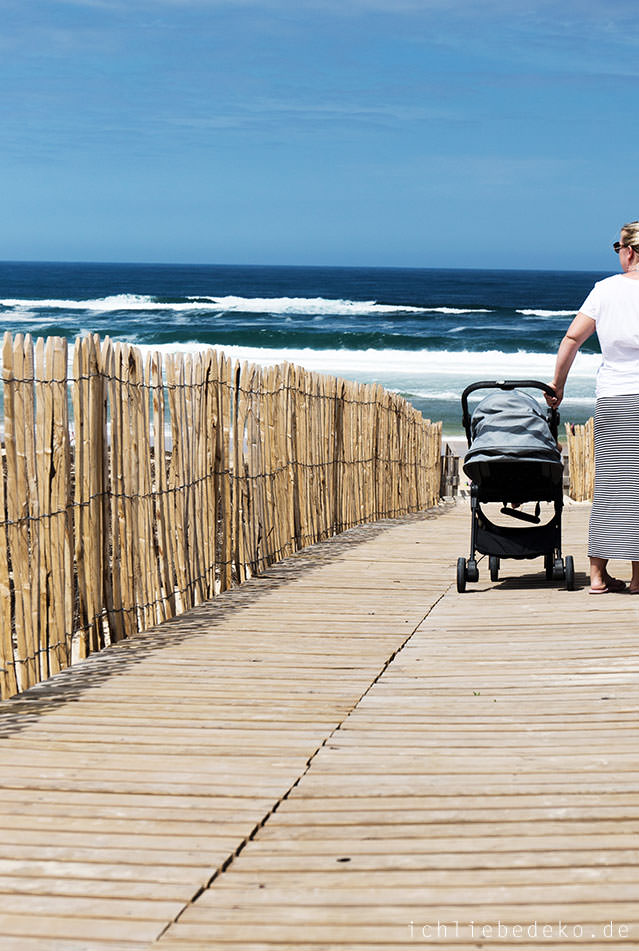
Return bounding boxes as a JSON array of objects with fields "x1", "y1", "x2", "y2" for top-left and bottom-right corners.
[{"x1": 457, "y1": 379, "x2": 575, "y2": 592}]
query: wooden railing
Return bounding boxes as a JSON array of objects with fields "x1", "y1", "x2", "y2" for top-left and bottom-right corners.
[
  {"x1": 564, "y1": 418, "x2": 594, "y2": 501},
  {"x1": 0, "y1": 332, "x2": 442, "y2": 698}
]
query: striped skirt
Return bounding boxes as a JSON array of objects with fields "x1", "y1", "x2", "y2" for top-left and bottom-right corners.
[{"x1": 589, "y1": 394, "x2": 639, "y2": 560}]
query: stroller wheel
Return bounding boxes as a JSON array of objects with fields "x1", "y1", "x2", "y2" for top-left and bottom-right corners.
[
  {"x1": 489, "y1": 556, "x2": 500, "y2": 582},
  {"x1": 565, "y1": 555, "x2": 575, "y2": 591},
  {"x1": 456, "y1": 557, "x2": 467, "y2": 593},
  {"x1": 544, "y1": 552, "x2": 554, "y2": 580},
  {"x1": 552, "y1": 557, "x2": 565, "y2": 581}
]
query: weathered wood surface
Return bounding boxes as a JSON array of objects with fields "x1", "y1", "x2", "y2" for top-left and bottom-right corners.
[
  {"x1": 2, "y1": 500, "x2": 639, "y2": 949},
  {"x1": 565, "y1": 418, "x2": 595, "y2": 502}
]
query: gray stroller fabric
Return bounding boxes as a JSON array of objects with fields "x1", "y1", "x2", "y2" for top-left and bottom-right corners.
[{"x1": 463, "y1": 389, "x2": 562, "y2": 472}]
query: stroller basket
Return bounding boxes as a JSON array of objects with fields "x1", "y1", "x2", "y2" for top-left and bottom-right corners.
[{"x1": 456, "y1": 380, "x2": 575, "y2": 592}]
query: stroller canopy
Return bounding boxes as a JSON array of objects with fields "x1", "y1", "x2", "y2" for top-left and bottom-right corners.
[{"x1": 463, "y1": 389, "x2": 562, "y2": 472}]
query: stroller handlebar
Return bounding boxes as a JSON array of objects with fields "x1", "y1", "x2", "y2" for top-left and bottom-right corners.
[{"x1": 461, "y1": 380, "x2": 559, "y2": 445}]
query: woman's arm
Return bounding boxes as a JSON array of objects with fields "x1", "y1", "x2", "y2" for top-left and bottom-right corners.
[{"x1": 546, "y1": 311, "x2": 596, "y2": 407}]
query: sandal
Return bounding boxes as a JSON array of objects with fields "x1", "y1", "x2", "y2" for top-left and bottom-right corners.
[{"x1": 604, "y1": 576, "x2": 627, "y2": 592}]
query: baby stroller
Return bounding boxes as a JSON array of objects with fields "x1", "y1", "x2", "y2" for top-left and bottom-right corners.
[{"x1": 457, "y1": 380, "x2": 575, "y2": 592}]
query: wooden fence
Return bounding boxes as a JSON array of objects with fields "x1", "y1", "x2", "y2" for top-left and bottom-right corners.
[
  {"x1": 564, "y1": 418, "x2": 595, "y2": 502},
  {"x1": 0, "y1": 332, "x2": 442, "y2": 699}
]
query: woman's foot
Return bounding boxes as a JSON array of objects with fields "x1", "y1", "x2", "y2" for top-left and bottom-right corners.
[
  {"x1": 589, "y1": 557, "x2": 609, "y2": 593},
  {"x1": 589, "y1": 575, "x2": 627, "y2": 594}
]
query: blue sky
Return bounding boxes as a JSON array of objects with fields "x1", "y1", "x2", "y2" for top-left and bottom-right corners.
[{"x1": 2, "y1": 0, "x2": 637, "y2": 268}]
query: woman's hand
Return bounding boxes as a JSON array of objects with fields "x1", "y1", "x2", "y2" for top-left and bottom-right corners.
[{"x1": 545, "y1": 382, "x2": 563, "y2": 408}]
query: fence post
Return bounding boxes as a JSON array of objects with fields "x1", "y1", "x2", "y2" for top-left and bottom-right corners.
[{"x1": 565, "y1": 419, "x2": 595, "y2": 501}]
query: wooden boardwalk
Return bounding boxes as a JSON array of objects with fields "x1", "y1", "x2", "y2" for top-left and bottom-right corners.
[{"x1": 1, "y1": 499, "x2": 638, "y2": 950}]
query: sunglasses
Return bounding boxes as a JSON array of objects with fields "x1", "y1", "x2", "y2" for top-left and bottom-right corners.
[{"x1": 614, "y1": 241, "x2": 628, "y2": 253}]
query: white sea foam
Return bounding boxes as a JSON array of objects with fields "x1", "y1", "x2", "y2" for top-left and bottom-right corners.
[
  {"x1": 0, "y1": 294, "x2": 159, "y2": 311},
  {"x1": 405, "y1": 389, "x2": 595, "y2": 405},
  {"x1": 0, "y1": 311, "x2": 51, "y2": 324},
  {"x1": 187, "y1": 295, "x2": 433, "y2": 315},
  {"x1": 0, "y1": 295, "x2": 504, "y2": 319},
  {"x1": 424, "y1": 307, "x2": 493, "y2": 315},
  {"x1": 0, "y1": 294, "x2": 432, "y2": 317},
  {"x1": 130, "y1": 342, "x2": 599, "y2": 381},
  {"x1": 516, "y1": 309, "x2": 577, "y2": 318},
  {"x1": 398, "y1": 389, "x2": 462, "y2": 401}
]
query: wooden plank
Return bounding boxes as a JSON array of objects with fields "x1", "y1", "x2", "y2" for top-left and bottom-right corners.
[
  {"x1": 288, "y1": 364, "x2": 301, "y2": 545},
  {"x1": 0, "y1": 911, "x2": 164, "y2": 942},
  {"x1": 203, "y1": 865, "x2": 639, "y2": 885},
  {"x1": 0, "y1": 940, "x2": 152, "y2": 951},
  {"x1": 187, "y1": 882, "x2": 639, "y2": 907},
  {"x1": 125, "y1": 343, "x2": 144, "y2": 633},
  {"x1": 0, "y1": 875, "x2": 195, "y2": 899},
  {"x1": 233, "y1": 361, "x2": 249, "y2": 584},
  {"x1": 0, "y1": 857, "x2": 213, "y2": 884},
  {"x1": 34, "y1": 337, "x2": 50, "y2": 681},
  {"x1": 87, "y1": 334, "x2": 104, "y2": 654},
  {"x1": 150, "y1": 350, "x2": 174, "y2": 620},
  {"x1": 72, "y1": 336, "x2": 89, "y2": 657},
  {"x1": 257, "y1": 364, "x2": 271, "y2": 570},
  {"x1": 0, "y1": 841, "x2": 242, "y2": 865},
  {"x1": 142, "y1": 346, "x2": 162, "y2": 626},
  {"x1": 214, "y1": 353, "x2": 230, "y2": 592},
  {"x1": 21, "y1": 336, "x2": 42, "y2": 678},
  {"x1": 199, "y1": 348, "x2": 215, "y2": 599},
  {"x1": 115, "y1": 342, "x2": 135, "y2": 637},
  {"x1": 209, "y1": 349, "x2": 222, "y2": 594},
  {"x1": 183, "y1": 351, "x2": 202, "y2": 606},
  {"x1": 99, "y1": 338, "x2": 119, "y2": 642},
  {"x1": 158, "y1": 945, "x2": 636, "y2": 951},
  {"x1": 104, "y1": 340, "x2": 125, "y2": 642},
  {"x1": 165, "y1": 352, "x2": 187, "y2": 611},
  {"x1": 139, "y1": 351, "x2": 157, "y2": 628},
  {"x1": 0, "y1": 336, "x2": 17, "y2": 698},
  {"x1": 4, "y1": 334, "x2": 36, "y2": 688},
  {"x1": 47, "y1": 337, "x2": 71, "y2": 674}
]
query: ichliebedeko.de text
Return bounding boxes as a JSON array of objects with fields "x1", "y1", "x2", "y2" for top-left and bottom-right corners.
[{"x1": 409, "y1": 920, "x2": 630, "y2": 941}]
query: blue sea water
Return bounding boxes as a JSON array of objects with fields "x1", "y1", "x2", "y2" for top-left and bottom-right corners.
[{"x1": 0, "y1": 261, "x2": 608, "y2": 435}]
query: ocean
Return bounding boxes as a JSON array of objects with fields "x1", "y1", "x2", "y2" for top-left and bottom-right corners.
[{"x1": 0, "y1": 261, "x2": 607, "y2": 437}]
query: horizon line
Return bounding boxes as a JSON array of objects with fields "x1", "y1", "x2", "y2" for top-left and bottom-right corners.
[{"x1": 0, "y1": 259, "x2": 611, "y2": 274}]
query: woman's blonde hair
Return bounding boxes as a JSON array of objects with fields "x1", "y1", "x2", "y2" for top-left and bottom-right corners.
[{"x1": 621, "y1": 221, "x2": 639, "y2": 251}]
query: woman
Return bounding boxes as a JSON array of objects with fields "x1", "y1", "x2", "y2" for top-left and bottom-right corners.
[{"x1": 547, "y1": 220, "x2": 639, "y2": 594}]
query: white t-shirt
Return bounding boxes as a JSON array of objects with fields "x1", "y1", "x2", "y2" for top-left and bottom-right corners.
[{"x1": 580, "y1": 273, "x2": 639, "y2": 398}]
